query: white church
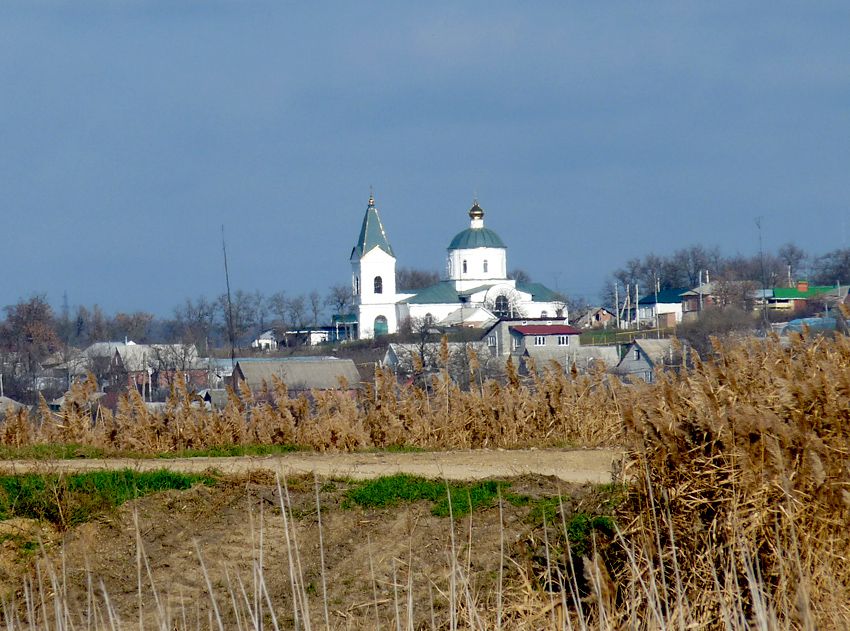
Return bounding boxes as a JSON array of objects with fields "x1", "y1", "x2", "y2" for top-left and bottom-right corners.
[{"x1": 350, "y1": 195, "x2": 566, "y2": 339}]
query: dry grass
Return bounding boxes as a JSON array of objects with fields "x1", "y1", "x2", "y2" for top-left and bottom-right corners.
[
  {"x1": 2, "y1": 353, "x2": 625, "y2": 454},
  {"x1": 2, "y1": 333, "x2": 850, "y2": 628}
]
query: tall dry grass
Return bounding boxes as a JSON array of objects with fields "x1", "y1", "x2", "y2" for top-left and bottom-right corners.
[
  {"x1": 3, "y1": 333, "x2": 850, "y2": 627},
  {"x1": 2, "y1": 353, "x2": 625, "y2": 454}
]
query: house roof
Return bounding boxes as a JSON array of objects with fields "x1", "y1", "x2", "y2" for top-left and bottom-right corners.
[
  {"x1": 510, "y1": 324, "x2": 582, "y2": 336},
  {"x1": 235, "y1": 358, "x2": 360, "y2": 392},
  {"x1": 633, "y1": 339, "x2": 675, "y2": 366},
  {"x1": 351, "y1": 196, "x2": 394, "y2": 259},
  {"x1": 515, "y1": 281, "x2": 560, "y2": 302},
  {"x1": 638, "y1": 288, "x2": 689, "y2": 305},
  {"x1": 523, "y1": 345, "x2": 620, "y2": 369},
  {"x1": 403, "y1": 282, "x2": 461, "y2": 305},
  {"x1": 0, "y1": 396, "x2": 25, "y2": 414},
  {"x1": 771, "y1": 285, "x2": 836, "y2": 300},
  {"x1": 680, "y1": 282, "x2": 715, "y2": 297}
]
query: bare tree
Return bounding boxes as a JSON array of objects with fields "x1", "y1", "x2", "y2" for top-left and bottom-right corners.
[
  {"x1": 396, "y1": 267, "x2": 440, "y2": 291},
  {"x1": 508, "y1": 269, "x2": 531, "y2": 283},
  {"x1": 174, "y1": 296, "x2": 217, "y2": 351},
  {"x1": 0, "y1": 295, "x2": 61, "y2": 402},
  {"x1": 309, "y1": 290, "x2": 323, "y2": 327},
  {"x1": 325, "y1": 284, "x2": 353, "y2": 316},
  {"x1": 286, "y1": 295, "x2": 307, "y2": 330},
  {"x1": 778, "y1": 243, "x2": 808, "y2": 285}
]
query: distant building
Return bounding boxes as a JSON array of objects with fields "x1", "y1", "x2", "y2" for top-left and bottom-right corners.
[
  {"x1": 231, "y1": 357, "x2": 361, "y2": 396},
  {"x1": 637, "y1": 289, "x2": 688, "y2": 327},
  {"x1": 574, "y1": 307, "x2": 616, "y2": 329},
  {"x1": 614, "y1": 339, "x2": 682, "y2": 383},
  {"x1": 251, "y1": 330, "x2": 278, "y2": 351},
  {"x1": 349, "y1": 195, "x2": 566, "y2": 339}
]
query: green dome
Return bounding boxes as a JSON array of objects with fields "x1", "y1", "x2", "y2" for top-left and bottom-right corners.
[{"x1": 448, "y1": 227, "x2": 506, "y2": 250}]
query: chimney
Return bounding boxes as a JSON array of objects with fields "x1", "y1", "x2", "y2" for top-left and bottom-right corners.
[{"x1": 796, "y1": 280, "x2": 809, "y2": 293}]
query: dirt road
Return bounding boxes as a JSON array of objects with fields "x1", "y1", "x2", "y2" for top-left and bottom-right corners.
[{"x1": 0, "y1": 448, "x2": 622, "y2": 483}]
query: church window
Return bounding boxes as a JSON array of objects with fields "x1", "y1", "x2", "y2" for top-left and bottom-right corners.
[
  {"x1": 354, "y1": 276, "x2": 360, "y2": 295},
  {"x1": 534, "y1": 336, "x2": 546, "y2": 346},
  {"x1": 494, "y1": 295, "x2": 510, "y2": 317},
  {"x1": 462, "y1": 260, "x2": 468, "y2": 274},
  {"x1": 425, "y1": 313, "x2": 434, "y2": 326},
  {"x1": 483, "y1": 260, "x2": 489, "y2": 273},
  {"x1": 540, "y1": 311, "x2": 548, "y2": 318},
  {"x1": 558, "y1": 335, "x2": 569, "y2": 346},
  {"x1": 487, "y1": 335, "x2": 496, "y2": 347},
  {"x1": 511, "y1": 337, "x2": 519, "y2": 350},
  {"x1": 374, "y1": 276, "x2": 383, "y2": 294}
]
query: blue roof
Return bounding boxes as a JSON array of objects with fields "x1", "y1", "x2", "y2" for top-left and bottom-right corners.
[
  {"x1": 351, "y1": 197, "x2": 394, "y2": 259},
  {"x1": 448, "y1": 227, "x2": 506, "y2": 250}
]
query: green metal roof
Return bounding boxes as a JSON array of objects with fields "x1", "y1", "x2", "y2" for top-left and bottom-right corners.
[
  {"x1": 772, "y1": 285, "x2": 835, "y2": 299},
  {"x1": 638, "y1": 288, "x2": 688, "y2": 305},
  {"x1": 448, "y1": 227, "x2": 506, "y2": 250},
  {"x1": 351, "y1": 198, "x2": 394, "y2": 259},
  {"x1": 402, "y1": 282, "x2": 460, "y2": 304},
  {"x1": 515, "y1": 281, "x2": 559, "y2": 302}
]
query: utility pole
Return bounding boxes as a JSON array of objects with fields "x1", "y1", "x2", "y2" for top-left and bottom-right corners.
[
  {"x1": 654, "y1": 275, "x2": 660, "y2": 338},
  {"x1": 635, "y1": 282, "x2": 640, "y2": 328},
  {"x1": 614, "y1": 283, "x2": 620, "y2": 330},
  {"x1": 756, "y1": 217, "x2": 769, "y2": 328}
]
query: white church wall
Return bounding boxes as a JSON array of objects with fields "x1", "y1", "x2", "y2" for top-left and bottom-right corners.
[{"x1": 448, "y1": 246, "x2": 508, "y2": 291}]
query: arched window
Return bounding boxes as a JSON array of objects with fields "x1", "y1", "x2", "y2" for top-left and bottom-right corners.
[
  {"x1": 540, "y1": 310, "x2": 548, "y2": 318},
  {"x1": 494, "y1": 295, "x2": 510, "y2": 317},
  {"x1": 425, "y1": 313, "x2": 434, "y2": 326},
  {"x1": 483, "y1": 260, "x2": 489, "y2": 273},
  {"x1": 374, "y1": 276, "x2": 383, "y2": 294},
  {"x1": 462, "y1": 260, "x2": 468, "y2": 274},
  {"x1": 374, "y1": 315, "x2": 389, "y2": 337}
]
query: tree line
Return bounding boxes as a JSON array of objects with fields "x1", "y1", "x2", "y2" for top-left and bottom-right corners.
[{"x1": 600, "y1": 243, "x2": 850, "y2": 305}]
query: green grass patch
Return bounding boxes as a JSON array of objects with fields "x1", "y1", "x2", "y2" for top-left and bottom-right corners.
[
  {"x1": 0, "y1": 469, "x2": 216, "y2": 529},
  {"x1": 345, "y1": 474, "x2": 510, "y2": 518},
  {"x1": 0, "y1": 443, "x2": 305, "y2": 461},
  {"x1": 158, "y1": 444, "x2": 303, "y2": 459},
  {"x1": 0, "y1": 444, "x2": 113, "y2": 460}
]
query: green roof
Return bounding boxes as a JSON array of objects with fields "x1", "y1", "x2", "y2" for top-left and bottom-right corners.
[
  {"x1": 515, "y1": 281, "x2": 559, "y2": 302},
  {"x1": 638, "y1": 288, "x2": 688, "y2": 305},
  {"x1": 402, "y1": 282, "x2": 460, "y2": 304},
  {"x1": 448, "y1": 227, "x2": 506, "y2": 250},
  {"x1": 351, "y1": 198, "x2": 394, "y2": 259},
  {"x1": 772, "y1": 285, "x2": 836, "y2": 299}
]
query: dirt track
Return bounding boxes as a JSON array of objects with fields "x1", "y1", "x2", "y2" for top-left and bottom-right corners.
[{"x1": 0, "y1": 448, "x2": 622, "y2": 482}]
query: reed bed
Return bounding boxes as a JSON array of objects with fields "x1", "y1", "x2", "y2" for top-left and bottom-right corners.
[
  {"x1": 1, "y1": 352, "x2": 626, "y2": 454},
  {"x1": 2, "y1": 333, "x2": 850, "y2": 628}
]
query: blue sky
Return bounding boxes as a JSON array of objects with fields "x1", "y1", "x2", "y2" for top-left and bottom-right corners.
[{"x1": 2, "y1": 2, "x2": 849, "y2": 315}]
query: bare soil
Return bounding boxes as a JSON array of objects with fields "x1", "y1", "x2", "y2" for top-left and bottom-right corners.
[
  {"x1": 0, "y1": 449, "x2": 620, "y2": 628},
  {"x1": 0, "y1": 447, "x2": 621, "y2": 482}
]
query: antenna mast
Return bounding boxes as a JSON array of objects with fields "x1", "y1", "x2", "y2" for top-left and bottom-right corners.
[{"x1": 221, "y1": 225, "x2": 236, "y2": 367}]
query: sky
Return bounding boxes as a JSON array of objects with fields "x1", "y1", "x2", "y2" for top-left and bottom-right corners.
[{"x1": 2, "y1": 1, "x2": 849, "y2": 316}]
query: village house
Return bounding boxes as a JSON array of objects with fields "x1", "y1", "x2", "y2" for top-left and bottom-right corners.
[
  {"x1": 63, "y1": 341, "x2": 209, "y2": 397},
  {"x1": 637, "y1": 289, "x2": 688, "y2": 327},
  {"x1": 614, "y1": 339, "x2": 682, "y2": 383},
  {"x1": 574, "y1": 307, "x2": 616, "y2": 329},
  {"x1": 231, "y1": 357, "x2": 361, "y2": 397}
]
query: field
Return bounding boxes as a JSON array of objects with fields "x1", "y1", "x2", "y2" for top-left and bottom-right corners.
[{"x1": 0, "y1": 332, "x2": 848, "y2": 628}]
